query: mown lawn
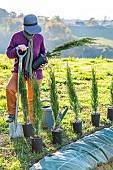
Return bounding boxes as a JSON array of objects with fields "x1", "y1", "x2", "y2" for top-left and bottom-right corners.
[{"x1": 0, "y1": 54, "x2": 113, "y2": 170}]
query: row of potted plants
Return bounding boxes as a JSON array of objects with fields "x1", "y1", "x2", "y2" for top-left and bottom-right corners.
[
  {"x1": 49, "y1": 64, "x2": 113, "y2": 135},
  {"x1": 91, "y1": 66, "x2": 113, "y2": 127},
  {"x1": 19, "y1": 63, "x2": 113, "y2": 153}
]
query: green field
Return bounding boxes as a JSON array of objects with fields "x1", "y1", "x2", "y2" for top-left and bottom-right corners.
[{"x1": 0, "y1": 54, "x2": 113, "y2": 170}]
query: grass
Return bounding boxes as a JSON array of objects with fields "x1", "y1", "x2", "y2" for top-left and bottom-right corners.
[{"x1": 0, "y1": 54, "x2": 113, "y2": 169}]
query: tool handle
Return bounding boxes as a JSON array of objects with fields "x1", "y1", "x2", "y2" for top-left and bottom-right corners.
[{"x1": 16, "y1": 47, "x2": 27, "y2": 61}]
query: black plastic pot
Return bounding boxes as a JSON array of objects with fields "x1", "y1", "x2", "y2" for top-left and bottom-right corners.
[
  {"x1": 51, "y1": 128, "x2": 62, "y2": 145},
  {"x1": 32, "y1": 54, "x2": 48, "y2": 70},
  {"x1": 22, "y1": 123, "x2": 33, "y2": 137},
  {"x1": 107, "y1": 106, "x2": 113, "y2": 121},
  {"x1": 31, "y1": 136, "x2": 42, "y2": 153},
  {"x1": 72, "y1": 120, "x2": 82, "y2": 134},
  {"x1": 91, "y1": 113, "x2": 100, "y2": 127}
]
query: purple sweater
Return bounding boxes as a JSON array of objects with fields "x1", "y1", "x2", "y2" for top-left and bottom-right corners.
[{"x1": 6, "y1": 31, "x2": 46, "y2": 79}]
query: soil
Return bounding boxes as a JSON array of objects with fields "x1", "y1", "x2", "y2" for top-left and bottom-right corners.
[
  {"x1": 94, "y1": 159, "x2": 113, "y2": 170},
  {"x1": 1, "y1": 124, "x2": 113, "y2": 170}
]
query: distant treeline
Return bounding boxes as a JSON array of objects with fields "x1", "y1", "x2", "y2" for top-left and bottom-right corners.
[
  {"x1": 0, "y1": 8, "x2": 75, "y2": 54},
  {"x1": 0, "y1": 8, "x2": 113, "y2": 58}
]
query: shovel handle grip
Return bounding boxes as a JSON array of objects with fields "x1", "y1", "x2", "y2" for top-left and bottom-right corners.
[{"x1": 16, "y1": 47, "x2": 27, "y2": 59}]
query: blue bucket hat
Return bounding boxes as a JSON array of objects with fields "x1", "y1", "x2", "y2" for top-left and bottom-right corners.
[{"x1": 23, "y1": 14, "x2": 42, "y2": 34}]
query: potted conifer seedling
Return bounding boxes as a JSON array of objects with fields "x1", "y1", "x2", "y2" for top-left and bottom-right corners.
[
  {"x1": 19, "y1": 71, "x2": 33, "y2": 137},
  {"x1": 66, "y1": 63, "x2": 82, "y2": 134},
  {"x1": 107, "y1": 75, "x2": 113, "y2": 121},
  {"x1": 91, "y1": 67, "x2": 100, "y2": 127},
  {"x1": 32, "y1": 38, "x2": 95, "y2": 70},
  {"x1": 31, "y1": 75, "x2": 43, "y2": 153},
  {"x1": 48, "y1": 66, "x2": 62, "y2": 145}
]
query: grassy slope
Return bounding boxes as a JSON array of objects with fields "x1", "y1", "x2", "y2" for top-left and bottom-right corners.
[{"x1": 0, "y1": 54, "x2": 113, "y2": 169}]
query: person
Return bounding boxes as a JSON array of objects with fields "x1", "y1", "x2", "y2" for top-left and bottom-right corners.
[{"x1": 6, "y1": 14, "x2": 46, "y2": 123}]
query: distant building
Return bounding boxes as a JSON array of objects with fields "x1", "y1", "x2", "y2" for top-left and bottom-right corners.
[
  {"x1": 75, "y1": 21, "x2": 85, "y2": 26},
  {"x1": 65, "y1": 19, "x2": 76, "y2": 25}
]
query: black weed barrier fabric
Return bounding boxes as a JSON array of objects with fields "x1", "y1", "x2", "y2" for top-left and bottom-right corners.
[{"x1": 30, "y1": 127, "x2": 113, "y2": 170}]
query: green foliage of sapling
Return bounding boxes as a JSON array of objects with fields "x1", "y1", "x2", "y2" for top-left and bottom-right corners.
[
  {"x1": 91, "y1": 67, "x2": 98, "y2": 113},
  {"x1": 32, "y1": 76, "x2": 42, "y2": 136},
  {"x1": 48, "y1": 66, "x2": 61, "y2": 129},
  {"x1": 66, "y1": 63, "x2": 80, "y2": 120},
  {"x1": 19, "y1": 70, "x2": 29, "y2": 122},
  {"x1": 46, "y1": 38, "x2": 95, "y2": 58},
  {"x1": 110, "y1": 75, "x2": 113, "y2": 106}
]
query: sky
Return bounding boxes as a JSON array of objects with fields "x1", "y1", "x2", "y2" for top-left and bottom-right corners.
[{"x1": 0, "y1": 0, "x2": 113, "y2": 20}]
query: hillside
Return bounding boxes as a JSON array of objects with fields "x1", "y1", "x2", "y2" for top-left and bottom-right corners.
[
  {"x1": 0, "y1": 8, "x2": 113, "y2": 58},
  {"x1": 69, "y1": 25, "x2": 113, "y2": 40}
]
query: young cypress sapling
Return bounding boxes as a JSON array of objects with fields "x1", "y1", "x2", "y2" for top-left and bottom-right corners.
[
  {"x1": 91, "y1": 67, "x2": 98, "y2": 114},
  {"x1": 48, "y1": 66, "x2": 63, "y2": 144},
  {"x1": 66, "y1": 63, "x2": 82, "y2": 133},
  {"x1": 19, "y1": 70, "x2": 29, "y2": 122},
  {"x1": 32, "y1": 75, "x2": 42, "y2": 136},
  {"x1": 110, "y1": 75, "x2": 113, "y2": 107},
  {"x1": 66, "y1": 63, "x2": 80, "y2": 121},
  {"x1": 91, "y1": 66, "x2": 100, "y2": 127},
  {"x1": 107, "y1": 75, "x2": 113, "y2": 121},
  {"x1": 47, "y1": 38, "x2": 95, "y2": 58},
  {"x1": 48, "y1": 66, "x2": 61, "y2": 130}
]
